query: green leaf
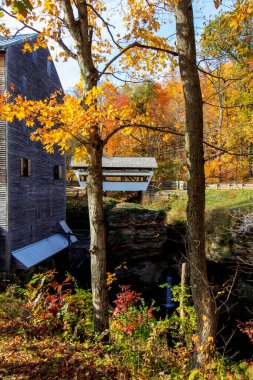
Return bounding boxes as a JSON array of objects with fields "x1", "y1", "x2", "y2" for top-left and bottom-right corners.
[
  {"x1": 0, "y1": 11, "x2": 4, "y2": 17},
  {"x1": 188, "y1": 369, "x2": 200, "y2": 380},
  {"x1": 22, "y1": 0, "x2": 33, "y2": 11},
  {"x1": 12, "y1": 0, "x2": 33, "y2": 16}
]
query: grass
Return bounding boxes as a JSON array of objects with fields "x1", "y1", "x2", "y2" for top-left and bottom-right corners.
[
  {"x1": 150, "y1": 190, "x2": 253, "y2": 224},
  {"x1": 205, "y1": 190, "x2": 253, "y2": 211}
]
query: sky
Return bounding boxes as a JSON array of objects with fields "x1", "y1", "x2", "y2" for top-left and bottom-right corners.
[
  {"x1": 0, "y1": 0, "x2": 233, "y2": 92},
  {"x1": 53, "y1": 0, "x2": 232, "y2": 91}
]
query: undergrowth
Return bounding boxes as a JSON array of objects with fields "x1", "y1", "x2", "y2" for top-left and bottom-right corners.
[{"x1": 0, "y1": 270, "x2": 252, "y2": 379}]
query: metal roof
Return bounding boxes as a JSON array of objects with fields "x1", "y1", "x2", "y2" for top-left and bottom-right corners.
[
  {"x1": 0, "y1": 33, "x2": 37, "y2": 47},
  {"x1": 71, "y1": 157, "x2": 158, "y2": 169},
  {"x1": 12, "y1": 234, "x2": 69, "y2": 269},
  {"x1": 60, "y1": 220, "x2": 78, "y2": 243}
]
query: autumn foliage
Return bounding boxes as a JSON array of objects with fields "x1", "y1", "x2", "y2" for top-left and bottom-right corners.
[{"x1": 0, "y1": 1, "x2": 251, "y2": 182}]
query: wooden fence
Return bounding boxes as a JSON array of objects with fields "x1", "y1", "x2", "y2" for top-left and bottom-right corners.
[{"x1": 147, "y1": 181, "x2": 253, "y2": 193}]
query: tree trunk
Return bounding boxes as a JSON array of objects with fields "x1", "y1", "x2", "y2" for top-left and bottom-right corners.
[
  {"x1": 80, "y1": 76, "x2": 109, "y2": 336},
  {"x1": 217, "y1": 86, "x2": 224, "y2": 183},
  {"x1": 248, "y1": 142, "x2": 253, "y2": 179},
  {"x1": 175, "y1": 0, "x2": 217, "y2": 367},
  {"x1": 61, "y1": 0, "x2": 109, "y2": 336},
  {"x1": 179, "y1": 262, "x2": 188, "y2": 334},
  {"x1": 86, "y1": 137, "x2": 109, "y2": 335}
]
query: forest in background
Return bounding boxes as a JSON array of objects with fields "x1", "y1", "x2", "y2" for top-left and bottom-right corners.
[{"x1": 101, "y1": 10, "x2": 252, "y2": 183}]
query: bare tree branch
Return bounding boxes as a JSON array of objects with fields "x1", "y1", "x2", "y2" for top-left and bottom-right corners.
[
  {"x1": 203, "y1": 101, "x2": 253, "y2": 109},
  {"x1": 198, "y1": 66, "x2": 227, "y2": 81},
  {"x1": 98, "y1": 41, "x2": 178, "y2": 79},
  {"x1": 104, "y1": 120, "x2": 253, "y2": 160},
  {"x1": 57, "y1": 35, "x2": 78, "y2": 60},
  {"x1": 103, "y1": 122, "x2": 183, "y2": 145},
  {"x1": 203, "y1": 141, "x2": 253, "y2": 157},
  {"x1": 0, "y1": 6, "x2": 78, "y2": 60},
  {"x1": 84, "y1": 2, "x2": 122, "y2": 49},
  {"x1": 0, "y1": 7, "x2": 42, "y2": 34},
  {"x1": 62, "y1": 0, "x2": 79, "y2": 39},
  {"x1": 102, "y1": 71, "x2": 144, "y2": 84}
]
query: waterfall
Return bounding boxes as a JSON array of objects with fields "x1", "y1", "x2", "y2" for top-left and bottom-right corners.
[{"x1": 162, "y1": 275, "x2": 175, "y2": 309}]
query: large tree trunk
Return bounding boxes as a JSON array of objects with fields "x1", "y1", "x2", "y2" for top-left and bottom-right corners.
[
  {"x1": 86, "y1": 137, "x2": 109, "y2": 335},
  {"x1": 80, "y1": 75, "x2": 109, "y2": 335},
  {"x1": 217, "y1": 79, "x2": 224, "y2": 183},
  {"x1": 175, "y1": 0, "x2": 217, "y2": 367},
  {"x1": 63, "y1": 0, "x2": 109, "y2": 335}
]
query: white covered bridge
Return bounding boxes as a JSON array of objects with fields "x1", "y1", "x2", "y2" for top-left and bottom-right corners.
[{"x1": 71, "y1": 157, "x2": 157, "y2": 192}]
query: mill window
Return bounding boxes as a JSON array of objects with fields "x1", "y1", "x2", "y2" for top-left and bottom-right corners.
[
  {"x1": 20, "y1": 157, "x2": 31, "y2": 177},
  {"x1": 54, "y1": 165, "x2": 63, "y2": 179}
]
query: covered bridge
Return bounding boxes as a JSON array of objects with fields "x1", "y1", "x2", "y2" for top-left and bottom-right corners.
[{"x1": 71, "y1": 157, "x2": 157, "y2": 192}]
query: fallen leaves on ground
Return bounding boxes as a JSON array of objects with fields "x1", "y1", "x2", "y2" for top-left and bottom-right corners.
[{"x1": 0, "y1": 317, "x2": 131, "y2": 380}]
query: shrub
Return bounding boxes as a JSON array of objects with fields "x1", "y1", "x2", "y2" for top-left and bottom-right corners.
[
  {"x1": 169, "y1": 284, "x2": 197, "y2": 347},
  {"x1": 61, "y1": 287, "x2": 93, "y2": 341},
  {"x1": 111, "y1": 285, "x2": 156, "y2": 336},
  {"x1": 110, "y1": 284, "x2": 194, "y2": 377},
  {"x1": 25, "y1": 270, "x2": 94, "y2": 341},
  {"x1": 110, "y1": 285, "x2": 158, "y2": 372},
  {"x1": 0, "y1": 284, "x2": 27, "y2": 320}
]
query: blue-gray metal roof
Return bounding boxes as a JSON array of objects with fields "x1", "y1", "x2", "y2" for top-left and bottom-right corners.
[
  {"x1": 0, "y1": 33, "x2": 37, "y2": 47},
  {"x1": 12, "y1": 234, "x2": 69, "y2": 269},
  {"x1": 71, "y1": 156, "x2": 158, "y2": 169}
]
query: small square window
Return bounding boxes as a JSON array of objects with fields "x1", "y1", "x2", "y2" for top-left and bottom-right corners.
[
  {"x1": 54, "y1": 165, "x2": 63, "y2": 179},
  {"x1": 21, "y1": 157, "x2": 31, "y2": 177}
]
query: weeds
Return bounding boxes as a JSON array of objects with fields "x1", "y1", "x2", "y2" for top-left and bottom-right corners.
[
  {"x1": 0, "y1": 284, "x2": 27, "y2": 320},
  {"x1": 0, "y1": 271, "x2": 252, "y2": 379}
]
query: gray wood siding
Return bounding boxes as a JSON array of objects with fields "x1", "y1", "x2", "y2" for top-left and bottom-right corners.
[
  {"x1": 5, "y1": 42, "x2": 66, "y2": 254},
  {"x1": 0, "y1": 52, "x2": 8, "y2": 270}
]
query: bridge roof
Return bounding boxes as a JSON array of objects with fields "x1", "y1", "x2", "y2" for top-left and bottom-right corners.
[{"x1": 71, "y1": 157, "x2": 157, "y2": 169}]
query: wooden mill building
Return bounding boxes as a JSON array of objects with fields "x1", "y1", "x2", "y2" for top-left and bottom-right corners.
[{"x1": 0, "y1": 34, "x2": 73, "y2": 270}]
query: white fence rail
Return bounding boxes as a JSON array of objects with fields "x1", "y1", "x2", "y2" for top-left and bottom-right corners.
[
  {"x1": 206, "y1": 183, "x2": 253, "y2": 190},
  {"x1": 148, "y1": 181, "x2": 253, "y2": 193}
]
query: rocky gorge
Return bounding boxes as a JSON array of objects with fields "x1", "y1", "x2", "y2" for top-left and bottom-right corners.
[
  {"x1": 67, "y1": 199, "x2": 253, "y2": 302},
  {"x1": 105, "y1": 203, "x2": 185, "y2": 300},
  {"x1": 66, "y1": 198, "x2": 253, "y2": 356},
  {"x1": 106, "y1": 203, "x2": 253, "y2": 357}
]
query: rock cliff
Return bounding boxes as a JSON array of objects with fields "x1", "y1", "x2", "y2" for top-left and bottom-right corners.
[
  {"x1": 106, "y1": 204, "x2": 177, "y2": 295},
  {"x1": 107, "y1": 203, "x2": 167, "y2": 260},
  {"x1": 206, "y1": 209, "x2": 253, "y2": 265}
]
